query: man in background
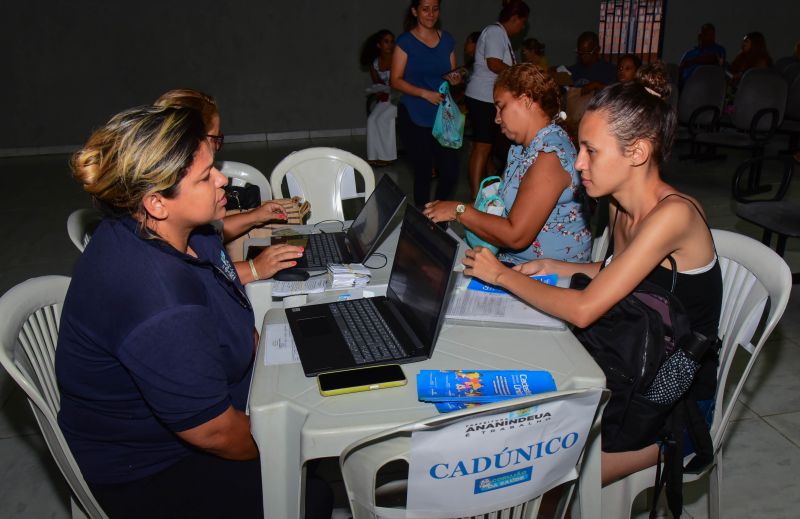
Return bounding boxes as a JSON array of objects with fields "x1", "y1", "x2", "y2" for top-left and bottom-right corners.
[{"x1": 678, "y1": 23, "x2": 726, "y2": 89}]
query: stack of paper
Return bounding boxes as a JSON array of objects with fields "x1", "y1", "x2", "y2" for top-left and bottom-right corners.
[
  {"x1": 328, "y1": 263, "x2": 371, "y2": 289},
  {"x1": 271, "y1": 276, "x2": 327, "y2": 297},
  {"x1": 445, "y1": 274, "x2": 565, "y2": 330},
  {"x1": 417, "y1": 369, "x2": 557, "y2": 413}
]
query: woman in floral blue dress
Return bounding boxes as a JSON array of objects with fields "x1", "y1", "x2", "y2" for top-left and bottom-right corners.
[{"x1": 424, "y1": 63, "x2": 592, "y2": 264}]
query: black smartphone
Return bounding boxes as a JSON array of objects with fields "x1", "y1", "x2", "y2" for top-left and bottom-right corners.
[{"x1": 317, "y1": 365, "x2": 407, "y2": 396}]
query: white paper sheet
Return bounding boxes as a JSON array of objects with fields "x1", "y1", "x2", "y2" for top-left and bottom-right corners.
[
  {"x1": 271, "y1": 275, "x2": 328, "y2": 297},
  {"x1": 407, "y1": 390, "x2": 602, "y2": 517},
  {"x1": 445, "y1": 288, "x2": 565, "y2": 330},
  {"x1": 263, "y1": 323, "x2": 301, "y2": 366}
]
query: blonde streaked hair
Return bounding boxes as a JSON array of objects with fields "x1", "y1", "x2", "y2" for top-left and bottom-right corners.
[
  {"x1": 70, "y1": 105, "x2": 206, "y2": 215},
  {"x1": 154, "y1": 88, "x2": 218, "y2": 131}
]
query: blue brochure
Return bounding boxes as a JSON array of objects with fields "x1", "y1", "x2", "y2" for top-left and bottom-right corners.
[
  {"x1": 417, "y1": 370, "x2": 557, "y2": 412},
  {"x1": 467, "y1": 274, "x2": 557, "y2": 295}
]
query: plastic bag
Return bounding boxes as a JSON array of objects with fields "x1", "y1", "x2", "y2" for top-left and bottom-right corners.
[
  {"x1": 432, "y1": 81, "x2": 465, "y2": 149},
  {"x1": 464, "y1": 176, "x2": 505, "y2": 254}
]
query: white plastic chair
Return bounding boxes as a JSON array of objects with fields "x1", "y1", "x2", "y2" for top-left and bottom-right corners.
[
  {"x1": 590, "y1": 226, "x2": 609, "y2": 263},
  {"x1": 269, "y1": 147, "x2": 375, "y2": 224},
  {"x1": 601, "y1": 229, "x2": 792, "y2": 519},
  {"x1": 0, "y1": 276, "x2": 107, "y2": 519},
  {"x1": 66, "y1": 208, "x2": 103, "y2": 252},
  {"x1": 341, "y1": 388, "x2": 608, "y2": 519},
  {"x1": 217, "y1": 160, "x2": 272, "y2": 201}
]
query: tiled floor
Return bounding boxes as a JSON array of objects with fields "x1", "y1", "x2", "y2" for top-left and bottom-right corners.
[{"x1": 0, "y1": 134, "x2": 797, "y2": 518}]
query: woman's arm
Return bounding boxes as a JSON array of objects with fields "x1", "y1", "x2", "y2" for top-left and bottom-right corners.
[
  {"x1": 486, "y1": 57, "x2": 510, "y2": 74},
  {"x1": 221, "y1": 202, "x2": 287, "y2": 243},
  {"x1": 445, "y1": 50, "x2": 463, "y2": 85},
  {"x1": 514, "y1": 257, "x2": 602, "y2": 279},
  {"x1": 369, "y1": 66, "x2": 382, "y2": 85},
  {"x1": 464, "y1": 200, "x2": 698, "y2": 328},
  {"x1": 391, "y1": 45, "x2": 442, "y2": 105},
  {"x1": 425, "y1": 152, "x2": 570, "y2": 250},
  {"x1": 176, "y1": 405, "x2": 258, "y2": 460}
]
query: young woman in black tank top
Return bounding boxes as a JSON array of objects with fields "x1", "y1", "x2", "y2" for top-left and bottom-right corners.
[{"x1": 463, "y1": 63, "x2": 723, "y2": 485}]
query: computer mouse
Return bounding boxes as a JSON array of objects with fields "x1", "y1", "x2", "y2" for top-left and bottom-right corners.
[{"x1": 273, "y1": 269, "x2": 310, "y2": 282}]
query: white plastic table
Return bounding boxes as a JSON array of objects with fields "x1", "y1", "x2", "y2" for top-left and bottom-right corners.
[
  {"x1": 243, "y1": 219, "x2": 412, "y2": 325},
  {"x1": 249, "y1": 292, "x2": 605, "y2": 518}
]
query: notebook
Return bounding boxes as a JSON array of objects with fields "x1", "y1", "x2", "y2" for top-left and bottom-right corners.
[
  {"x1": 285, "y1": 205, "x2": 459, "y2": 376},
  {"x1": 271, "y1": 175, "x2": 406, "y2": 271}
]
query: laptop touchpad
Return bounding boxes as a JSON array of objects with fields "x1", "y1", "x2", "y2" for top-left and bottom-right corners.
[{"x1": 297, "y1": 317, "x2": 333, "y2": 337}]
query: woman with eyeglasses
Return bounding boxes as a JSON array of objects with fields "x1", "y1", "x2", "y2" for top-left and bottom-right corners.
[
  {"x1": 155, "y1": 89, "x2": 303, "y2": 283},
  {"x1": 463, "y1": 64, "x2": 722, "y2": 485},
  {"x1": 56, "y1": 105, "x2": 332, "y2": 518}
]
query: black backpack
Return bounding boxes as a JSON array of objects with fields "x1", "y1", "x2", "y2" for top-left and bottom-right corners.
[{"x1": 570, "y1": 258, "x2": 718, "y2": 517}]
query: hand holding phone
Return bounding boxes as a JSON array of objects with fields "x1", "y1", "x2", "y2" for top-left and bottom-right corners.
[
  {"x1": 442, "y1": 67, "x2": 468, "y2": 85},
  {"x1": 317, "y1": 365, "x2": 407, "y2": 396}
]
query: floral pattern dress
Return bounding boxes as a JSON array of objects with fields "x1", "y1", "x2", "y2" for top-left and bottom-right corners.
[{"x1": 498, "y1": 123, "x2": 592, "y2": 264}]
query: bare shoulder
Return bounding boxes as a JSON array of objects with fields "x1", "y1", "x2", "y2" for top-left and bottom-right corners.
[
  {"x1": 646, "y1": 192, "x2": 714, "y2": 266},
  {"x1": 651, "y1": 193, "x2": 709, "y2": 232}
]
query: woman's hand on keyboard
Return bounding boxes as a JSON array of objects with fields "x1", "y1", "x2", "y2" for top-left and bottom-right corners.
[{"x1": 253, "y1": 244, "x2": 304, "y2": 279}]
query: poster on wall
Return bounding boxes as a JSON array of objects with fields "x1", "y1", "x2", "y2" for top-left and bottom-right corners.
[{"x1": 406, "y1": 389, "x2": 602, "y2": 518}]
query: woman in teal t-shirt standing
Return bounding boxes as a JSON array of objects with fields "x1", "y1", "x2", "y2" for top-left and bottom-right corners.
[{"x1": 391, "y1": 0, "x2": 462, "y2": 206}]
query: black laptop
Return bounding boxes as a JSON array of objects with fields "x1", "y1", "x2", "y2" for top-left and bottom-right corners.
[
  {"x1": 270, "y1": 175, "x2": 406, "y2": 270},
  {"x1": 286, "y1": 205, "x2": 459, "y2": 376}
]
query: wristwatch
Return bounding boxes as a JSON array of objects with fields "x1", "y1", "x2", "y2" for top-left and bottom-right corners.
[{"x1": 455, "y1": 203, "x2": 466, "y2": 222}]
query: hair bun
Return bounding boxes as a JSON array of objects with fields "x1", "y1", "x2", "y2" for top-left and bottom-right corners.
[{"x1": 635, "y1": 62, "x2": 672, "y2": 101}]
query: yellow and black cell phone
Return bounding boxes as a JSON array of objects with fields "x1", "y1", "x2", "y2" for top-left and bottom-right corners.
[{"x1": 317, "y1": 365, "x2": 407, "y2": 396}]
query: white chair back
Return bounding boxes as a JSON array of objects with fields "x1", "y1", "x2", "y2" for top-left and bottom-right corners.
[
  {"x1": 269, "y1": 147, "x2": 376, "y2": 224},
  {"x1": 601, "y1": 229, "x2": 792, "y2": 519},
  {"x1": 341, "y1": 388, "x2": 607, "y2": 519},
  {"x1": 590, "y1": 226, "x2": 609, "y2": 263},
  {"x1": 66, "y1": 208, "x2": 103, "y2": 252},
  {"x1": 0, "y1": 276, "x2": 108, "y2": 519},
  {"x1": 217, "y1": 160, "x2": 272, "y2": 201},
  {"x1": 709, "y1": 229, "x2": 791, "y2": 447}
]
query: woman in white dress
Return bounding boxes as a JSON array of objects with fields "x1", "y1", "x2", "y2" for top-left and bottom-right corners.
[{"x1": 361, "y1": 29, "x2": 398, "y2": 166}]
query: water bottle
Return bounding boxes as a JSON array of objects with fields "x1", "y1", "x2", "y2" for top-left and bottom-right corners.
[{"x1": 644, "y1": 332, "x2": 711, "y2": 405}]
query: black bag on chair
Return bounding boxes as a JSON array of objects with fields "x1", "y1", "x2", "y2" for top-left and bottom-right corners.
[
  {"x1": 570, "y1": 261, "x2": 695, "y2": 452},
  {"x1": 570, "y1": 258, "x2": 719, "y2": 518},
  {"x1": 224, "y1": 180, "x2": 261, "y2": 211}
]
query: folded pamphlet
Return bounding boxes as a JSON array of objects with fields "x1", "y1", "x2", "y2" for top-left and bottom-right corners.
[
  {"x1": 466, "y1": 273, "x2": 557, "y2": 295},
  {"x1": 417, "y1": 370, "x2": 557, "y2": 412}
]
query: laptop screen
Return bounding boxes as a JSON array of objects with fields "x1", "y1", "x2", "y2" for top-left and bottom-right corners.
[
  {"x1": 387, "y1": 206, "x2": 458, "y2": 351},
  {"x1": 346, "y1": 175, "x2": 406, "y2": 261}
]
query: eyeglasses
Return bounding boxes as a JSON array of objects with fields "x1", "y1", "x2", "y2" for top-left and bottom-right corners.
[{"x1": 206, "y1": 133, "x2": 224, "y2": 152}]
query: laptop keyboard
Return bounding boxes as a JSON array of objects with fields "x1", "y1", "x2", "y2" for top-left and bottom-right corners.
[
  {"x1": 305, "y1": 233, "x2": 342, "y2": 268},
  {"x1": 328, "y1": 299, "x2": 406, "y2": 364}
]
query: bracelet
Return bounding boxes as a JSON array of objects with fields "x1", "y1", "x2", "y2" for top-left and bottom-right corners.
[{"x1": 248, "y1": 259, "x2": 260, "y2": 281}]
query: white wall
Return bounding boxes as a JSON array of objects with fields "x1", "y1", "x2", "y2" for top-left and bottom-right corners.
[
  {"x1": 4, "y1": 0, "x2": 797, "y2": 150},
  {"x1": 2, "y1": 0, "x2": 498, "y2": 149}
]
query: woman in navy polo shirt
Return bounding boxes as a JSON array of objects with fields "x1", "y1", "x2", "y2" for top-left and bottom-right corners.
[{"x1": 56, "y1": 106, "x2": 331, "y2": 518}]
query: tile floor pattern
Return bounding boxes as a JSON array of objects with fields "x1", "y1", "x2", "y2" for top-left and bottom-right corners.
[{"x1": 0, "y1": 135, "x2": 798, "y2": 518}]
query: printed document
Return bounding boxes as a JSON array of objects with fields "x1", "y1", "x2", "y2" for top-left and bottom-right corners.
[{"x1": 263, "y1": 323, "x2": 301, "y2": 366}]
